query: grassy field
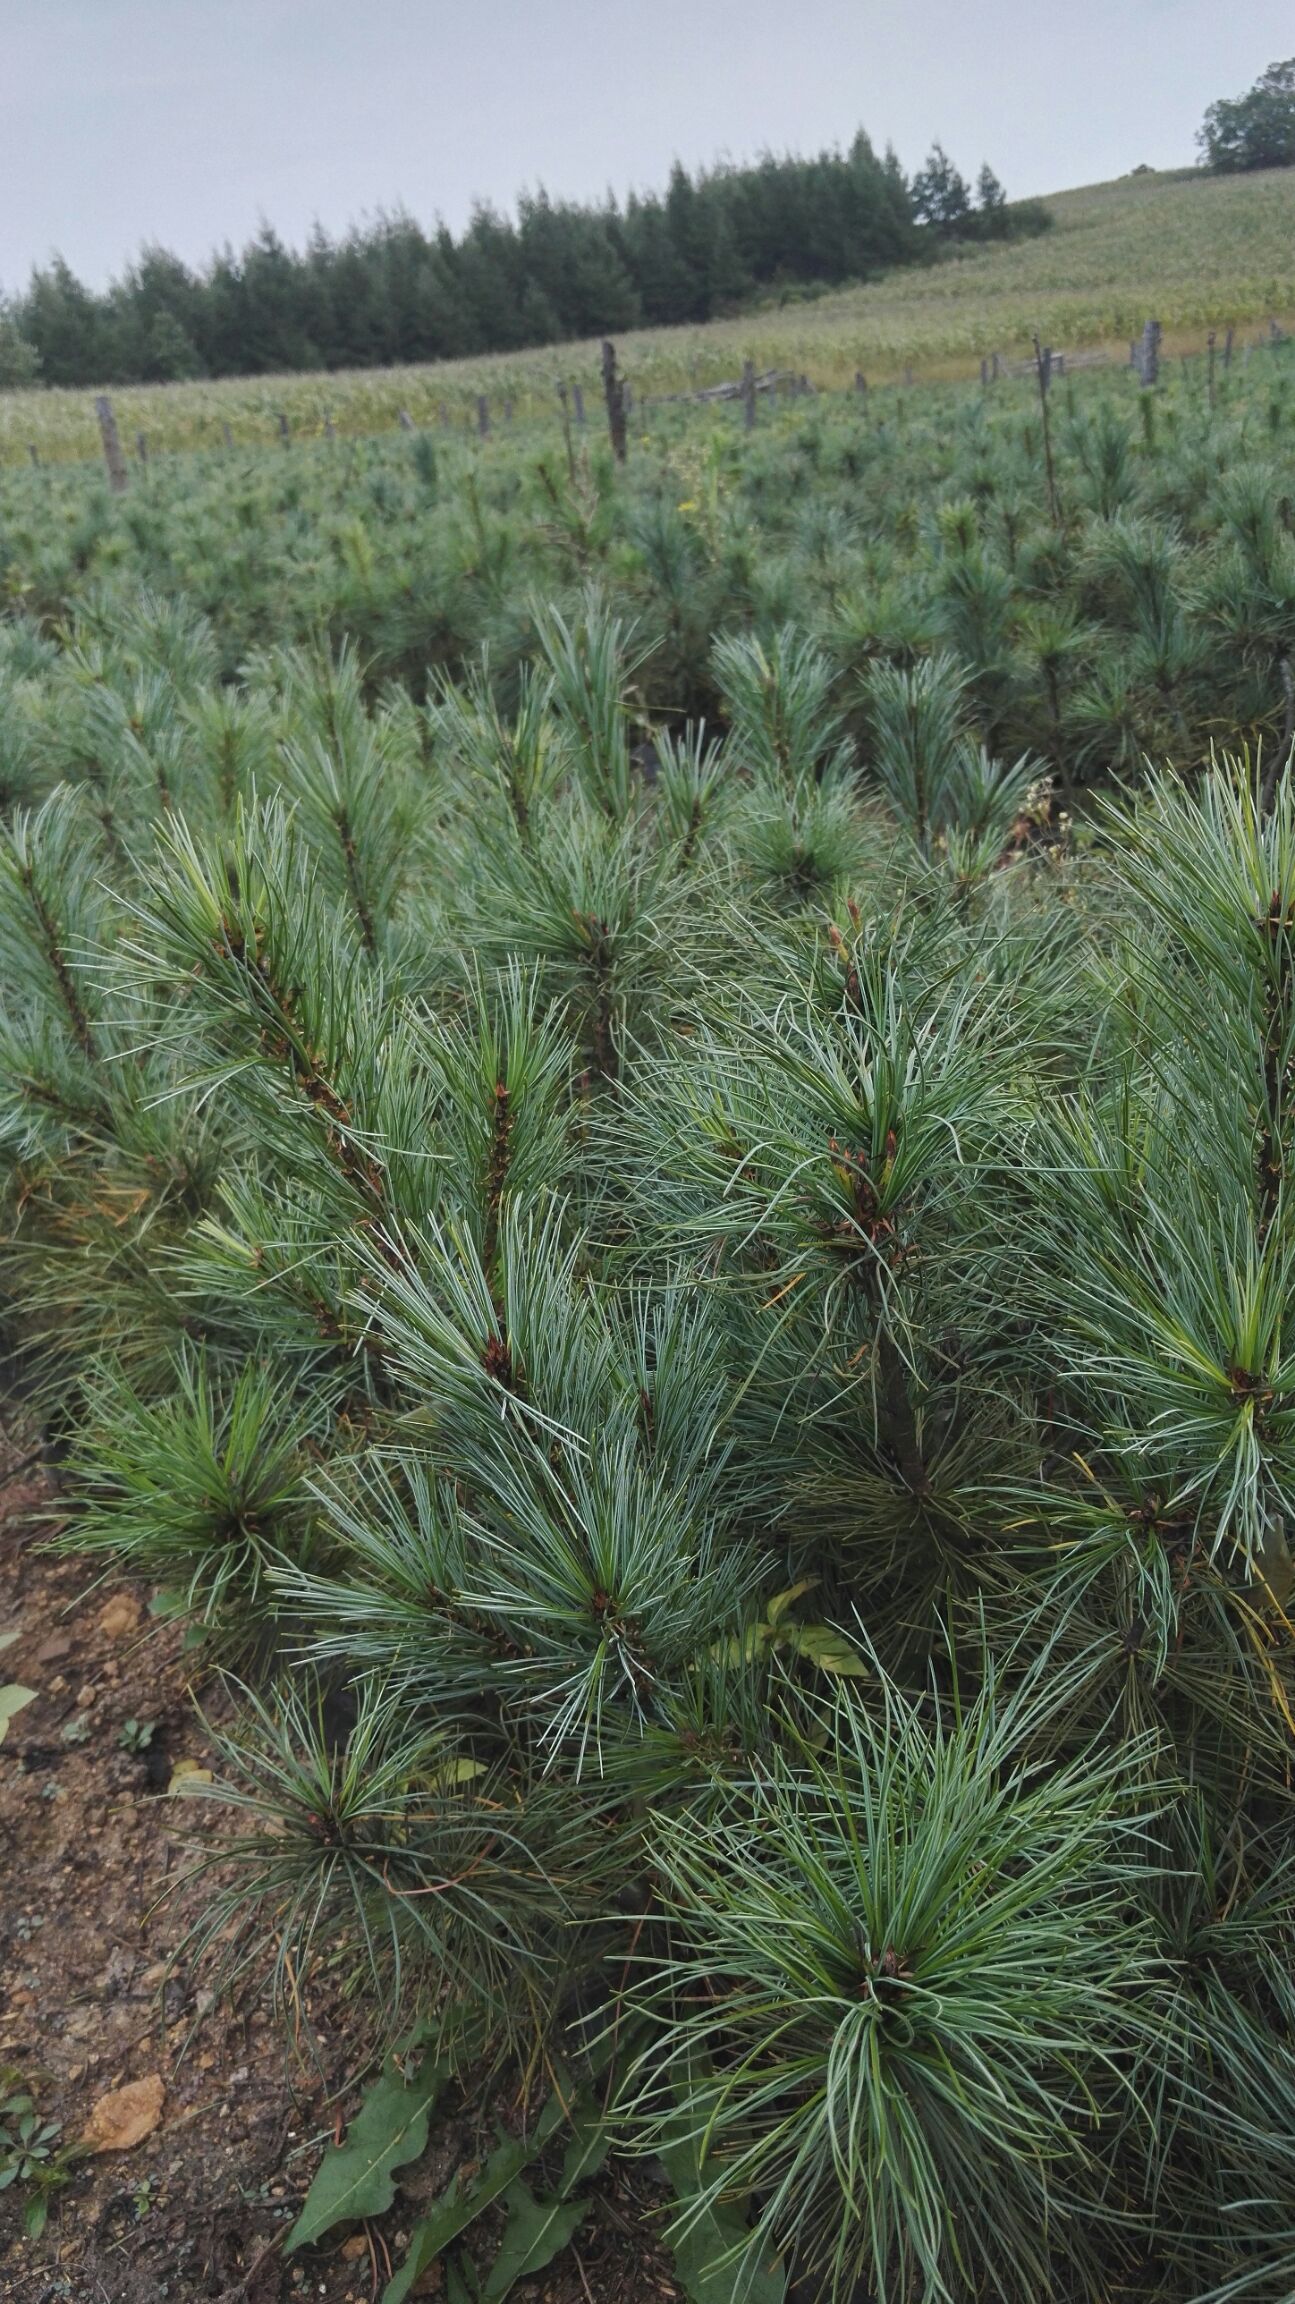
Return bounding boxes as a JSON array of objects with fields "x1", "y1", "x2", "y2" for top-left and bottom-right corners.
[{"x1": 2, "y1": 165, "x2": 1294, "y2": 467}]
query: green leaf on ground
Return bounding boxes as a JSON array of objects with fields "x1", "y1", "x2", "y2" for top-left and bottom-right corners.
[
  {"x1": 781, "y1": 1621, "x2": 870, "y2": 1676},
  {"x1": 384, "y1": 2074, "x2": 602, "y2": 2304},
  {"x1": 286, "y1": 2053, "x2": 447, "y2": 2251},
  {"x1": 660, "y1": 2127, "x2": 787, "y2": 2304},
  {"x1": 481, "y1": 2178, "x2": 587, "y2": 2298},
  {"x1": 445, "y1": 2260, "x2": 479, "y2": 2304},
  {"x1": 0, "y1": 1685, "x2": 36, "y2": 1745},
  {"x1": 382, "y1": 2133, "x2": 534, "y2": 2303}
]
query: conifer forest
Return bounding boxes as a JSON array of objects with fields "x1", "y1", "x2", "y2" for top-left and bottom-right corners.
[
  {"x1": 3, "y1": 325, "x2": 1295, "y2": 2302},
  {"x1": 0, "y1": 129, "x2": 1039, "y2": 390}
]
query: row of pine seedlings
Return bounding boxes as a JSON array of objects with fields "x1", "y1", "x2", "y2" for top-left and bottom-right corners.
[{"x1": 1, "y1": 567, "x2": 1295, "y2": 2301}]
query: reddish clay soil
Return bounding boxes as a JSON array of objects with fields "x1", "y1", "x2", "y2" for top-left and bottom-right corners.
[{"x1": 0, "y1": 1440, "x2": 679, "y2": 2304}]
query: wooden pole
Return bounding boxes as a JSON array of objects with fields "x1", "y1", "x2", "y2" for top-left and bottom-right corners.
[
  {"x1": 1207, "y1": 331, "x2": 1217, "y2": 411},
  {"x1": 854, "y1": 370, "x2": 868, "y2": 397},
  {"x1": 557, "y1": 383, "x2": 576, "y2": 482},
  {"x1": 276, "y1": 411, "x2": 291, "y2": 444},
  {"x1": 27, "y1": 444, "x2": 39, "y2": 469},
  {"x1": 741, "y1": 357, "x2": 756, "y2": 431},
  {"x1": 476, "y1": 394, "x2": 490, "y2": 437},
  {"x1": 601, "y1": 340, "x2": 627, "y2": 462},
  {"x1": 398, "y1": 408, "x2": 415, "y2": 431},
  {"x1": 1223, "y1": 326, "x2": 1234, "y2": 369},
  {"x1": 1139, "y1": 318, "x2": 1161, "y2": 388},
  {"x1": 1033, "y1": 336, "x2": 1060, "y2": 528},
  {"x1": 572, "y1": 382, "x2": 586, "y2": 427},
  {"x1": 135, "y1": 431, "x2": 148, "y2": 464},
  {"x1": 94, "y1": 395, "x2": 128, "y2": 492}
]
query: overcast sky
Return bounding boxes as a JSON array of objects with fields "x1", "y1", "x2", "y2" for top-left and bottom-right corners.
[{"x1": 2, "y1": 1, "x2": 1291, "y2": 290}]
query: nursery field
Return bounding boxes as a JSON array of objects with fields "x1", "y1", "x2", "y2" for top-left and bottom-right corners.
[
  {"x1": 3, "y1": 164, "x2": 1295, "y2": 467},
  {"x1": 3, "y1": 340, "x2": 1295, "y2": 2303}
]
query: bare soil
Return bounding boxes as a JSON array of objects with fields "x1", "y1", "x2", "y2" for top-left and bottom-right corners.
[{"x1": 0, "y1": 1441, "x2": 679, "y2": 2304}]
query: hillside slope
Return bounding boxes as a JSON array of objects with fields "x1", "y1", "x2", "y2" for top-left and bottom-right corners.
[
  {"x1": 601, "y1": 164, "x2": 1295, "y2": 390},
  {"x1": 803, "y1": 164, "x2": 1295, "y2": 366}
]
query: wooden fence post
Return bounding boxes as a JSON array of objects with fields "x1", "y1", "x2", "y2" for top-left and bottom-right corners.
[
  {"x1": 94, "y1": 395, "x2": 128, "y2": 492},
  {"x1": 1207, "y1": 331, "x2": 1217, "y2": 411},
  {"x1": 557, "y1": 383, "x2": 576, "y2": 481},
  {"x1": 1224, "y1": 326, "x2": 1234, "y2": 369},
  {"x1": 398, "y1": 408, "x2": 415, "y2": 431},
  {"x1": 572, "y1": 382, "x2": 586, "y2": 427},
  {"x1": 741, "y1": 357, "x2": 756, "y2": 430},
  {"x1": 276, "y1": 411, "x2": 291, "y2": 444},
  {"x1": 1139, "y1": 318, "x2": 1161, "y2": 388},
  {"x1": 1033, "y1": 337, "x2": 1060, "y2": 527},
  {"x1": 27, "y1": 444, "x2": 39, "y2": 469},
  {"x1": 991, "y1": 352, "x2": 1000, "y2": 382},
  {"x1": 477, "y1": 395, "x2": 490, "y2": 437},
  {"x1": 601, "y1": 340, "x2": 627, "y2": 462},
  {"x1": 222, "y1": 421, "x2": 234, "y2": 450},
  {"x1": 136, "y1": 431, "x2": 148, "y2": 464},
  {"x1": 854, "y1": 370, "x2": 868, "y2": 397}
]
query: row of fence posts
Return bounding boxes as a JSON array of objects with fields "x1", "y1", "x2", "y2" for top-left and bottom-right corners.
[
  {"x1": 1022, "y1": 312, "x2": 1286, "y2": 526},
  {"x1": 1128, "y1": 318, "x2": 1284, "y2": 392},
  {"x1": 66, "y1": 316, "x2": 1292, "y2": 492},
  {"x1": 84, "y1": 380, "x2": 592, "y2": 484},
  {"x1": 1024, "y1": 315, "x2": 1284, "y2": 404},
  {"x1": 80, "y1": 353, "x2": 821, "y2": 486}
]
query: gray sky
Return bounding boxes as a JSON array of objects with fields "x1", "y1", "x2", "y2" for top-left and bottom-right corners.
[{"x1": 2, "y1": 0, "x2": 1291, "y2": 290}]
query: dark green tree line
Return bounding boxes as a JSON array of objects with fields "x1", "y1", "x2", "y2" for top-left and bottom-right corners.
[{"x1": 1, "y1": 130, "x2": 1047, "y2": 389}]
